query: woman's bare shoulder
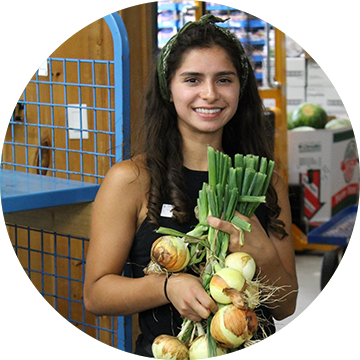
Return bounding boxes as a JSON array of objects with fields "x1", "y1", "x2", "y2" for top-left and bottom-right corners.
[
  {"x1": 94, "y1": 155, "x2": 149, "y2": 211},
  {"x1": 103, "y1": 155, "x2": 149, "y2": 187}
]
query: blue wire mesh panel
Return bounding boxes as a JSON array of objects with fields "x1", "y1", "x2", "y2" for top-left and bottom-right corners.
[
  {"x1": 0, "y1": 225, "x2": 129, "y2": 359},
  {"x1": 2, "y1": 12, "x2": 132, "y2": 352},
  {"x1": 2, "y1": 57, "x2": 117, "y2": 183}
]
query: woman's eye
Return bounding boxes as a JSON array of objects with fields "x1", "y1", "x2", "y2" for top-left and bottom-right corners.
[
  {"x1": 218, "y1": 78, "x2": 231, "y2": 83},
  {"x1": 185, "y1": 78, "x2": 198, "y2": 83}
]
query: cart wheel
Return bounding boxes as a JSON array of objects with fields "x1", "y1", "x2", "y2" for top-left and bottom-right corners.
[
  {"x1": 350, "y1": 246, "x2": 360, "y2": 267},
  {"x1": 320, "y1": 250, "x2": 339, "y2": 291}
]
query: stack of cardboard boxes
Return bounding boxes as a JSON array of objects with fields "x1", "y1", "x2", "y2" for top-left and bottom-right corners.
[
  {"x1": 285, "y1": 58, "x2": 357, "y2": 225},
  {"x1": 305, "y1": 23, "x2": 360, "y2": 116},
  {"x1": 262, "y1": 57, "x2": 306, "y2": 112},
  {"x1": 288, "y1": 126, "x2": 358, "y2": 224},
  {"x1": 263, "y1": 23, "x2": 360, "y2": 116},
  {"x1": 306, "y1": 57, "x2": 360, "y2": 115}
]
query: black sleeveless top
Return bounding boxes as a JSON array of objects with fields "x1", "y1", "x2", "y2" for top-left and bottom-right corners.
[{"x1": 129, "y1": 168, "x2": 275, "y2": 356}]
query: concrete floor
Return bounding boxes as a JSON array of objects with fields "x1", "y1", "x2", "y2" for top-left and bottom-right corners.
[{"x1": 273, "y1": 252, "x2": 360, "y2": 360}]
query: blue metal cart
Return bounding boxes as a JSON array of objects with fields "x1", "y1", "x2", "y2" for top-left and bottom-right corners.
[
  {"x1": 307, "y1": 205, "x2": 357, "y2": 290},
  {"x1": 1, "y1": 12, "x2": 132, "y2": 352}
]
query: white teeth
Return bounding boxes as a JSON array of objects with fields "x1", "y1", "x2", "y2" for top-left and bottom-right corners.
[{"x1": 195, "y1": 108, "x2": 222, "y2": 114}]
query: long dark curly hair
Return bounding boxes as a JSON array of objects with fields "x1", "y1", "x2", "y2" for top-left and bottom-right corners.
[{"x1": 135, "y1": 22, "x2": 287, "y2": 238}]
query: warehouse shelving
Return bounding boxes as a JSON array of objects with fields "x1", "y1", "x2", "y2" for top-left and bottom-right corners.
[
  {"x1": 158, "y1": 0, "x2": 349, "y2": 82},
  {"x1": 158, "y1": 1, "x2": 197, "y2": 48},
  {"x1": 158, "y1": 0, "x2": 349, "y2": 29},
  {"x1": 286, "y1": 0, "x2": 349, "y2": 28}
]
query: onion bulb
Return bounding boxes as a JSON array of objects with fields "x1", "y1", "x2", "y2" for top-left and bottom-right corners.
[
  {"x1": 152, "y1": 334, "x2": 189, "y2": 360},
  {"x1": 189, "y1": 335, "x2": 227, "y2": 359},
  {"x1": 209, "y1": 267, "x2": 245, "y2": 304},
  {"x1": 224, "y1": 252, "x2": 256, "y2": 281},
  {"x1": 151, "y1": 236, "x2": 190, "y2": 272},
  {"x1": 210, "y1": 305, "x2": 258, "y2": 349}
]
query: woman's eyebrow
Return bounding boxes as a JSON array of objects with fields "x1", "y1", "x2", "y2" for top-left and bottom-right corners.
[
  {"x1": 179, "y1": 71, "x2": 237, "y2": 77},
  {"x1": 179, "y1": 71, "x2": 202, "y2": 77},
  {"x1": 216, "y1": 71, "x2": 237, "y2": 76}
]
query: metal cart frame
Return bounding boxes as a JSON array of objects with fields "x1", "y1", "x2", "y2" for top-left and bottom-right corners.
[{"x1": 307, "y1": 205, "x2": 357, "y2": 290}]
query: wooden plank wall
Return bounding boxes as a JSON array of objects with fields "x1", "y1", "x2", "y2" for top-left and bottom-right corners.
[{"x1": 4, "y1": 4, "x2": 156, "y2": 352}]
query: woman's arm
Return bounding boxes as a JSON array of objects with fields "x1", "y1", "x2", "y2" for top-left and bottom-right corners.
[
  {"x1": 245, "y1": 173, "x2": 298, "y2": 320},
  {"x1": 207, "y1": 174, "x2": 298, "y2": 321},
  {"x1": 84, "y1": 159, "x2": 165, "y2": 316},
  {"x1": 83, "y1": 159, "x2": 216, "y2": 321}
]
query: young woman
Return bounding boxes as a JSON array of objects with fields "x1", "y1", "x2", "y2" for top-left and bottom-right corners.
[{"x1": 84, "y1": 15, "x2": 298, "y2": 357}]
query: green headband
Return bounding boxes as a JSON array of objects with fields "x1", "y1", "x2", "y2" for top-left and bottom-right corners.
[{"x1": 157, "y1": 14, "x2": 250, "y2": 102}]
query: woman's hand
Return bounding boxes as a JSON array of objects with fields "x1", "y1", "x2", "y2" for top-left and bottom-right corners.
[
  {"x1": 206, "y1": 212, "x2": 278, "y2": 270},
  {"x1": 166, "y1": 273, "x2": 218, "y2": 322}
]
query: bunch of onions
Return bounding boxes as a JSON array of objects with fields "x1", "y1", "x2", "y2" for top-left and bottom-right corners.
[
  {"x1": 210, "y1": 305, "x2": 258, "y2": 349},
  {"x1": 223, "y1": 252, "x2": 259, "y2": 309},
  {"x1": 150, "y1": 236, "x2": 190, "y2": 272},
  {"x1": 209, "y1": 267, "x2": 246, "y2": 304},
  {"x1": 188, "y1": 322, "x2": 227, "y2": 359},
  {"x1": 149, "y1": 147, "x2": 276, "y2": 358},
  {"x1": 152, "y1": 335, "x2": 189, "y2": 360},
  {"x1": 208, "y1": 262, "x2": 259, "y2": 348},
  {"x1": 189, "y1": 335, "x2": 227, "y2": 359},
  {"x1": 224, "y1": 252, "x2": 256, "y2": 281}
]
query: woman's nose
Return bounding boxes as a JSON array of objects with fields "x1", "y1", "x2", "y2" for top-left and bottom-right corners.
[{"x1": 200, "y1": 81, "x2": 219, "y2": 102}]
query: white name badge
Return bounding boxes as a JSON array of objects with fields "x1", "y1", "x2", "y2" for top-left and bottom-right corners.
[{"x1": 160, "y1": 204, "x2": 174, "y2": 218}]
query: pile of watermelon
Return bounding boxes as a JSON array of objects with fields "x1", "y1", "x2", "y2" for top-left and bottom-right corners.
[
  {"x1": 288, "y1": 103, "x2": 352, "y2": 131},
  {"x1": 288, "y1": 103, "x2": 328, "y2": 130}
]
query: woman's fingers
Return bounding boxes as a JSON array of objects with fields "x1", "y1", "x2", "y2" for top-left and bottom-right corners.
[
  {"x1": 207, "y1": 215, "x2": 247, "y2": 251},
  {"x1": 166, "y1": 273, "x2": 217, "y2": 320},
  {"x1": 186, "y1": 295, "x2": 218, "y2": 321},
  {"x1": 233, "y1": 210, "x2": 250, "y2": 220},
  {"x1": 190, "y1": 302, "x2": 211, "y2": 321},
  {"x1": 196, "y1": 290, "x2": 218, "y2": 314},
  {"x1": 206, "y1": 215, "x2": 237, "y2": 234},
  {"x1": 183, "y1": 311, "x2": 202, "y2": 322},
  {"x1": 207, "y1": 213, "x2": 251, "y2": 232}
]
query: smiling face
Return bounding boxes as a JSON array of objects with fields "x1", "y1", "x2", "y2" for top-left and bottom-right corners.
[{"x1": 169, "y1": 45, "x2": 241, "y2": 139}]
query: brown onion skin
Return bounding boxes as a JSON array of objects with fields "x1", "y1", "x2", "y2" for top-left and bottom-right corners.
[
  {"x1": 210, "y1": 274, "x2": 229, "y2": 288},
  {"x1": 152, "y1": 334, "x2": 189, "y2": 360},
  {"x1": 245, "y1": 310, "x2": 258, "y2": 336},
  {"x1": 151, "y1": 236, "x2": 189, "y2": 272},
  {"x1": 211, "y1": 313, "x2": 235, "y2": 348},
  {"x1": 210, "y1": 305, "x2": 258, "y2": 349}
]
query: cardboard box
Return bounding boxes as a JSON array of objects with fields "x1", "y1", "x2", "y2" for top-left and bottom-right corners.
[
  {"x1": 306, "y1": 86, "x2": 348, "y2": 117},
  {"x1": 286, "y1": 57, "x2": 306, "y2": 87},
  {"x1": 306, "y1": 57, "x2": 360, "y2": 86},
  {"x1": 325, "y1": 85, "x2": 359, "y2": 115},
  {"x1": 306, "y1": 86, "x2": 326, "y2": 107},
  {"x1": 305, "y1": 23, "x2": 359, "y2": 59},
  {"x1": 287, "y1": 86, "x2": 306, "y2": 112},
  {"x1": 263, "y1": 57, "x2": 306, "y2": 87},
  {"x1": 288, "y1": 127, "x2": 359, "y2": 223}
]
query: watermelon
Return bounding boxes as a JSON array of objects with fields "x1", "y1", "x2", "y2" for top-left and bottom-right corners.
[
  {"x1": 287, "y1": 111, "x2": 295, "y2": 129},
  {"x1": 291, "y1": 126, "x2": 316, "y2": 132},
  {"x1": 325, "y1": 118, "x2": 352, "y2": 129},
  {"x1": 290, "y1": 103, "x2": 328, "y2": 129}
]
